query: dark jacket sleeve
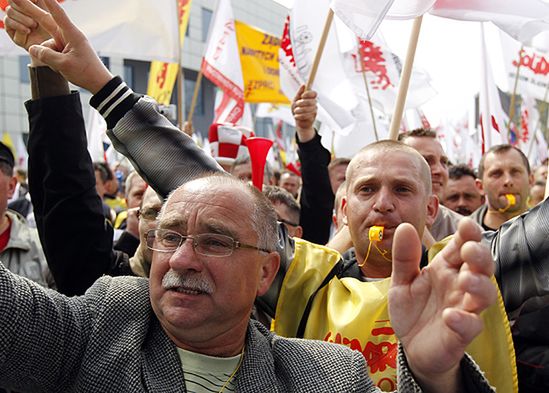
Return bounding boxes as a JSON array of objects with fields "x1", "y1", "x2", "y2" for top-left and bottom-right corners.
[
  {"x1": 297, "y1": 132, "x2": 334, "y2": 245},
  {"x1": 26, "y1": 92, "x2": 130, "y2": 296},
  {"x1": 483, "y1": 196, "x2": 549, "y2": 318}
]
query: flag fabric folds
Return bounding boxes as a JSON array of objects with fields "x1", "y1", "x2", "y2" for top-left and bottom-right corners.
[
  {"x1": 0, "y1": 0, "x2": 180, "y2": 62},
  {"x1": 431, "y1": 0, "x2": 549, "y2": 44},
  {"x1": 202, "y1": 0, "x2": 244, "y2": 124}
]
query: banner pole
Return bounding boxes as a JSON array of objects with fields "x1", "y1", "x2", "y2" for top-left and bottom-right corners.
[
  {"x1": 388, "y1": 16, "x2": 423, "y2": 140},
  {"x1": 305, "y1": 8, "x2": 334, "y2": 90},
  {"x1": 186, "y1": 68, "x2": 204, "y2": 133},
  {"x1": 357, "y1": 38, "x2": 379, "y2": 141},
  {"x1": 507, "y1": 46, "x2": 524, "y2": 141}
]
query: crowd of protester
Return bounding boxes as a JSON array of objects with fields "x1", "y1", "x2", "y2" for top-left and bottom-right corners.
[{"x1": 0, "y1": 0, "x2": 547, "y2": 392}]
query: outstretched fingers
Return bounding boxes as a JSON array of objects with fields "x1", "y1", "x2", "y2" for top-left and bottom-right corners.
[{"x1": 391, "y1": 223, "x2": 423, "y2": 286}]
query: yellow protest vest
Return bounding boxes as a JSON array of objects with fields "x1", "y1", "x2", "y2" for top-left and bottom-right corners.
[{"x1": 273, "y1": 238, "x2": 517, "y2": 392}]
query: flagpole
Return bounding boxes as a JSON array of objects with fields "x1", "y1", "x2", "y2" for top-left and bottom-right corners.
[
  {"x1": 305, "y1": 8, "x2": 334, "y2": 90},
  {"x1": 388, "y1": 16, "x2": 423, "y2": 140},
  {"x1": 507, "y1": 45, "x2": 524, "y2": 141},
  {"x1": 176, "y1": 0, "x2": 185, "y2": 133},
  {"x1": 186, "y1": 69, "x2": 204, "y2": 133},
  {"x1": 357, "y1": 38, "x2": 379, "y2": 141}
]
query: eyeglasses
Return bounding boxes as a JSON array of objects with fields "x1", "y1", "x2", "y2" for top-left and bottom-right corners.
[
  {"x1": 146, "y1": 229, "x2": 271, "y2": 257},
  {"x1": 277, "y1": 218, "x2": 299, "y2": 228}
]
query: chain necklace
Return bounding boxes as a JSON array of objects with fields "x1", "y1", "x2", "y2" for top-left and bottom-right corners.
[{"x1": 218, "y1": 345, "x2": 245, "y2": 393}]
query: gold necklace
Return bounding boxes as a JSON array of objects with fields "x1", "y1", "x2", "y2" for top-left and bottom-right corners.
[{"x1": 218, "y1": 346, "x2": 245, "y2": 393}]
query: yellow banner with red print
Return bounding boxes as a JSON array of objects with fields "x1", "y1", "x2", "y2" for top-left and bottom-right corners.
[{"x1": 234, "y1": 21, "x2": 289, "y2": 104}]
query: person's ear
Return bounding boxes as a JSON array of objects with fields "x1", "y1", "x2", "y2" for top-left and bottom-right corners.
[
  {"x1": 256, "y1": 252, "x2": 280, "y2": 296},
  {"x1": 425, "y1": 194, "x2": 439, "y2": 227},
  {"x1": 6, "y1": 176, "x2": 17, "y2": 199},
  {"x1": 475, "y1": 178, "x2": 485, "y2": 196},
  {"x1": 341, "y1": 196, "x2": 348, "y2": 225}
]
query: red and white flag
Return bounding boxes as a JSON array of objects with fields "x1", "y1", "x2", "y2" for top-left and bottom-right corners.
[
  {"x1": 479, "y1": 26, "x2": 508, "y2": 153},
  {"x1": 431, "y1": 0, "x2": 549, "y2": 44},
  {"x1": 288, "y1": 0, "x2": 359, "y2": 131},
  {"x1": 202, "y1": 0, "x2": 244, "y2": 124},
  {"x1": 0, "y1": 0, "x2": 180, "y2": 62}
]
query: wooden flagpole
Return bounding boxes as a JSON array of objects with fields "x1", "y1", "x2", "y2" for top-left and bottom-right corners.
[
  {"x1": 388, "y1": 16, "x2": 423, "y2": 140},
  {"x1": 176, "y1": 0, "x2": 185, "y2": 133},
  {"x1": 305, "y1": 8, "x2": 334, "y2": 90},
  {"x1": 185, "y1": 69, "x2": 203, "y2": 133},
  {"x1": 357, "y1": 38, "x2": 379, "y2": 141},
  {"x1": 507, "y1": 45, "x2": 524, "y2": 141}
]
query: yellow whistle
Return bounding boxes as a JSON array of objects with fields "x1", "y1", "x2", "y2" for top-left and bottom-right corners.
[
  {"x1": 505, "y1": 194, "x2": 516, "y2": 206},
  {"x1": 369, "y1": 226, "x2": 384, "y2": 242}
]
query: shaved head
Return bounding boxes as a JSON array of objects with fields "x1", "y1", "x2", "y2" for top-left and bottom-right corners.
[{"x1": 346, "y1": 140, "x2": 432, "y2": 196}]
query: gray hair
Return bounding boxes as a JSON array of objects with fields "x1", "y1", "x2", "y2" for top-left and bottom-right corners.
[{"x1": 160, "y1": 174, "x2": 278, "y2": 252}]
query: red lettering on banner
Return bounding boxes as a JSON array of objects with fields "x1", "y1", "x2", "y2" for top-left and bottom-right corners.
[
  {"x1": 353, "y1": 39, "x2": 393, "y2": 90},
  {"x1": 324, "y1": 327, "x2": 398, "y2": 375},
  {"x1": 213, "y1": 20, "x2": 235, "y2": 62},
  {"x1": 177, "y1": 0, "x2": 190, "y2": 25},
  {"x1": 155, "y1": 63, "x2": 169, "y2": 89},
  {"x1": 512, "y1": 49, "x2": 549, "y2": 76}
]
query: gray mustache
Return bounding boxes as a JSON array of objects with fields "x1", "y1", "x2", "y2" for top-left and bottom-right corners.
[{"x1": 162, "y1": 270, "x2": 214, "y2": 294}]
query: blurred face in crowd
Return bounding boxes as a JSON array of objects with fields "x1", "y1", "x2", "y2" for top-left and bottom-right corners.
[
  {"x1": 0, "y1": 166, "x2": 16, "y2": 215},
  {"x1": 528, "y1": 183, "x2": 545, "y2": 207},
  {"x1": 127, "y1": 176, "x2": 148, "y2": 209},
  {"x1": 148, "y1": 178, "x2": 278, "y2": 354},
  {"x1": 534, "y1": 164, "x2": 548, "y2": 183},
  {"x1": 94, "y1": 169, "x2": 107, "y2": 199},
  {"x1": 401, "y1": 136, "x2": 449, "y2": 201},
  {"x1": 136, "y1": 187, "x2": 164, "y2": 264},
  {"x1": 442, "y1": 176, "x2": 484, "y2": 216},
  {"x1": 279, "y1": 172, "x2": 301, "y2": 199},
  {"x1": 272, "y1": 200, "x2": 302, "y2": 238},
  {"x1": 231, "y1": 162, "x2": 252, "y2": 182},
  {"x1": 342, "y1": 143, "x2": 437, "y2": 276},
  {"x1": 329, "y1": 163, "x2": 347, "y2": 195},
  {"x1": 477, "y1": 149, "x2": 533, "y2": 215}
]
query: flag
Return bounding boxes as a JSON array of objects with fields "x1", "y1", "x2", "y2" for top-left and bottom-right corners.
[
  {"x1": 255, "y1": 103, "x2": 295, "y2": 126},
  {"x1": 0, "y1": 0, "x2": 180, "y2": 62},
  {"x1": 479, "y1": 25, "x2": 508, "y2": 153},
  {"x1": 339, "y1": 30, "x2": 437, "y2": 114},
  {"x1": 202, "y1": 0, "x2": 244, "y2": 124},
  {"x1": 147, "y1": 62, "x2": 180, "y2": 105},
  {"x1": 330, "y1": 0, "x2": 436, "y2": 40},
  {"x1": 234, "y1": 21, "x2": 289, "y2": 104},
  {"x1": 431, "y1": 0, "x2": 549, "y2": 44},
  {"x1": 283, "y1": 0, "x2": 359, "y2": 132},
  {"x1": 146, "y1": 0, "x2": 193, "y2": 105},
  {"x1": 85, "y1": 107, "x2": 108, "y2": 162},
  {"x1": 500, "y1": 32, "x2": 549, "y2": 102}
]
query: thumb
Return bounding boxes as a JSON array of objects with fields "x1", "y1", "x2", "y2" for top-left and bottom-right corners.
[
  {"x1": 28, "y1": 43, "x2": 62, "y2": 69},
  {"x1": 391, "y1": 223, "x2": 422, "y2": 286}
]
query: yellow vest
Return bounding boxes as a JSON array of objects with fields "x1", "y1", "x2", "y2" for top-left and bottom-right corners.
[{"x1": 273, "y1": 238, "x2": 517, "y2": 392}]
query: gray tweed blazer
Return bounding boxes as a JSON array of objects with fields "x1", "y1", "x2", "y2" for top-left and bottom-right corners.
[{"x1": 0, "y1": 265, "x2": 492, "y2": 392}]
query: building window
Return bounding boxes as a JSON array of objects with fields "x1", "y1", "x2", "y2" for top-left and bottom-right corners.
[
  {"x1": 19, "y1": 56, "x2": 31, "y2": 83},
  {"x1": 202, "y1": 7, "x2": 213, "y2": 42},
  {"x1": 124, "y1": 64, "x2": 134, "y2": 90},
  {"x1": 185, "y1": 78, "x2": 204, "y2": 116}
]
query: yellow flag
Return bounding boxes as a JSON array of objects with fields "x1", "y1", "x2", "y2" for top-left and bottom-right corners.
[
  {"x1": 146, "y1": 0, "x2": 193, "y2": 105},
  {"x1": 235, "y1": 21, "x2": 289, "y2": 104},
  {"x1": 147, "y1": 61, "x2": 180, "y2": 105}
]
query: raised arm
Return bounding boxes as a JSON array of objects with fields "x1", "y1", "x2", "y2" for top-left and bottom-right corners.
[{"x1": 291, "y1": 86, "x2": 334, "y2": 244}]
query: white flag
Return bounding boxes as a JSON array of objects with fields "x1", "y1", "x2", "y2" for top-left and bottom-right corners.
[
  {"x1": 330, "y1": 0, "x2": 436, "y2": 39},
  {"x1": 85, "y1": 107, "x2": 108, "y2": 162},
  {"x1": 0, "y1": 0, "x2": 179, "y2": 62},
  {"x1": 202, "y1": 0, "x2": 244, "y2": 124},
  {"x1": 479, "y1": 25, "x2": 508, "y2": 153},
  {"x1": 431, "y1": 0, "x2": 549, "y2": 44},
  {"x1": 287, "y1": 0, "x2": 359, "y2": 131}
]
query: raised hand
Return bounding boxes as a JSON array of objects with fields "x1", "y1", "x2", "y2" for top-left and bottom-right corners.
[
  {"x1": 5, "y1": 0, "x2": 112, "y2": 94},
  {"x1": 388, "y1": 218, "x2": 497, "y2": 392},
  {"x1": 291, "y1": 85, "x2": 318, "y2": 143}
]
